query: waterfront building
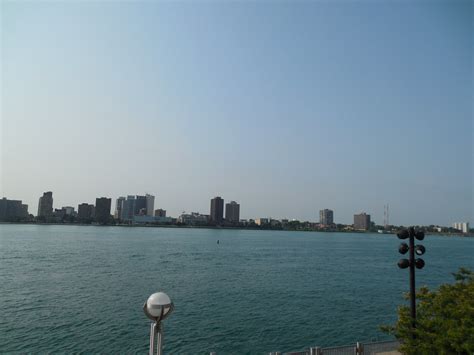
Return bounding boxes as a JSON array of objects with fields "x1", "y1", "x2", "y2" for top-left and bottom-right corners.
[
  {"x1": 255, "y1": 218, "x2": 269, "y2": 226},
  {"x1": 270, "y1": 219, "x2": 281, "y2": 227},
  {"x1": 37, "y1": 191, "x2": 53, "y2": 217},
  {"x1": 53, "y1": 206, "x2": 75, "y2": 220},
  {"x1": 132, "y1": 215, "x2": 173, "y2": 225},
  {"x1": 145, "y1": 194, "x2": 155, "y2": 216},
  {"x1": 178, "y1": 212, "x2": 209, "y2": 225},
  {"x1": 225, "y1": 201, "x2": 240, "y2": 223},
  {"x1": 319, "y1": 209, "x2": 334, "y2": 225},
  {"x1": 114, "y1": 197, "x2": 125, "y2": 220},
  {"x1": 0, "y1": 198, "x2": 28, "y2": 221},
  {"x1": 62, "y1": 206, "x2": 75, "y2": 215},
  {"x1": 210, "y1": 196, "x2": 224, "y2": 224},
  {"x1": 155, "y1": 209, "x2": 166, "y2": 217},
  {"x1": 95, "y1": 197, "x2": 111, "y2": 224},
  {"x1": 354, "y1": 212, "x2": 371, "y2": 230},
  {"x1": 121, "y1": 196, "x2": 135, "y2": 221},
  {"x1": 78, "y1": 203, "x2": 95, "y2": 220},
  {"x1": 134, "y1": 195, "x2": 147, "y2": 215},
  {"x1": 53, "y1": 208, "x2": 66, "y2": 219},
  {"x1": 453, "y1": 222, "x2": 470, "y2": 234},
  {"x1": 119, "y1": 194, "x2": 155, "y2": 221}
]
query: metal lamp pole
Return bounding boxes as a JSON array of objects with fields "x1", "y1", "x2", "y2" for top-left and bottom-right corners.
[
  {"x1": 149, "y1": 322, "x2": 164, "y2": 355},
  {"x1": 144, "y1": 292, "x2": 174, "y2": 355},
  {"x1": 397, "y1": 227, "x2": 426, "y2": 338},
  {"x1": 408, "y1": 227, "x2": 416, "y2": 330}
]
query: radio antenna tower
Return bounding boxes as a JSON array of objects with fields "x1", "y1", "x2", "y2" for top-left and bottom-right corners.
[
  {"x1": 387, "y1": 204, "x2": 389, "y2": 227},
  {"x1": 383, "y1": 204, "x2": 390, "y2": 229}
]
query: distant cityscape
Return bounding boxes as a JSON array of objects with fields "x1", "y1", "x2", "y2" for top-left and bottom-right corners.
[{"x1": 0, "y1": 192, "x2": 471, "y2": 235}]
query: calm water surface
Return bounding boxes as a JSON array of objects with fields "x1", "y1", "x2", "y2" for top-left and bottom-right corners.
[{"x1": 1, "y1": 225, "x2": 473, "y2": 354}]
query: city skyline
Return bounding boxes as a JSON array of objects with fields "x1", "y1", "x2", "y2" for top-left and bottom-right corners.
[
  {"x1": 1, "y1": 1, "x2": 472, "y2": 226},
  {"x1": 0, "y1": 189, "x2": 471, "y2": 229}
]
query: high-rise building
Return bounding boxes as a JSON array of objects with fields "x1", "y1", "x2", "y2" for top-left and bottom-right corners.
[
  {"x1": 146, "y1": 194, "x2": 155, "y2": 216},
  {"x1": 115, "y1": 197, "x2": 125, "y2": 220},
  {"x1": 210, "y1": 196, "x2": 224, "y2": 224},
  {"x1": 134, "y1": 195, "x2": 147, "y2": 216},
  {"x1": 319, "y1": 209, "x2": 334, "y2": 225},
  {"x1": 119, "y1": 194, "x2": 155, "y2": 221},
  {"x1": 453, "y1": 222, "x2": 470, "y2": 234},
  {"x1": 155, "y1": 209, "x2": 166, "y2": 217},
  {"x1": 37, "y1": 191, "x2": 53, "y2": 217},
  {"x1": 78, "y1": 203, "x2": 94, "y2": 220},
  {"x1": 121, "y1": 196, "x2": 135, "y2": 221},
  {"x1": 354, "y1": 212, "x2": 371, "y2": 230},
  {"x1": 225, "y1": 201, "x2": 240, "y2": 223},
  {"x1": 0, "y1": 198, "x2": 28, "y2": 221},
  {"x1": 95, "y1": 197, "x2": 111, "y2": 224}
]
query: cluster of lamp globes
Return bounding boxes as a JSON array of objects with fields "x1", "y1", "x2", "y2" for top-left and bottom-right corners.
[{"x1": 397, "y1": 228, "x2": 426, "y2": 269}]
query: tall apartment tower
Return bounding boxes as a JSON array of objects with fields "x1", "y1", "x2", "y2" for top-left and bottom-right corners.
[
  {"x1": 225, "y1": 201, "x2": 240, "y2": 223},
  {"x1": 115, "y1": 197, "x2": 125, "y2": 220},
  {"x1": 145, "y1": 194, "x2": 155, "y2": 216},
  {"x1": 95, "y1": 197, "x2": 111, "y2": 224},
  {"x1": 319, "y1": 209, "x2": 334, "y2": 225},
  {"x1": 354, "y1": 212, "x2": 371, "y2": 230},
  {"x1": 210, "y1": 196, "x2": 224, "y2": 224},
  {"x1": 37, "y1": 191, "x2": 53, "y2": 217}
]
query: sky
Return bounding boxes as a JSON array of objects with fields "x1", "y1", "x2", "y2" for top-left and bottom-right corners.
[{"x1": 1, "y1": 0, "x2": 472, "y2": 226}]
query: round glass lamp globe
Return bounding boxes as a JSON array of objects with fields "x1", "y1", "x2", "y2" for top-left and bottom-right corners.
[{"x1": 146, "y1": 292, "x2": 172, "y2": 318}]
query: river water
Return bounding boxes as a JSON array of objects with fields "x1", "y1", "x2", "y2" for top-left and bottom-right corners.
[{"x1": 1, "y1": 224, "x2": 472, "y2": 353}]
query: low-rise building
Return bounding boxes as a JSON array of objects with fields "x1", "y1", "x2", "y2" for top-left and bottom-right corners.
[
  {"x1": 155, "y1": 209, "x2": 167, "y2": 217},
  {"x1": 132, "y1": 215, "x2": 173, "y2": 224},
  {"x1": 255, "y1": 218, "x2": 269, "y2": 226},
  {"x1": 179, "y1": 212, "x2": 209, "y2": 225}
]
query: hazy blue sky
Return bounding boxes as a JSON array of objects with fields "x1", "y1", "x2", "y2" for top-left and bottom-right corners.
[{"x1": 1, "y1": 0, "x2": 472, "y2": 225}]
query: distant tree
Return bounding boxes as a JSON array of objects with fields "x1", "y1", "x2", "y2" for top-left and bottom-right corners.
[{"x1": 382, "y1": 268, "x2": 474, "y2": 354}]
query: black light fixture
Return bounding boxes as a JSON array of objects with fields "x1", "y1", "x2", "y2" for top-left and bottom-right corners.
[
  {"x1": 415, "y1": 245, "x2": 425, "y2": 256},
  {"x1": 415, "y1": 259, "x2": 425, "y2": 269},
  {"x1": 398, "y1": 259, "x2": 410, "y2": 269},
  {"x1": 415, "y1": 231, "x2": 425, "y2": 241},
  {"x1": 397, "y1": 229, "x2": 409, "y2": 239},
  {"x1": 399, "y1": 243, "x2": 409, "y2": 254},
  {"x1": 397, "y1": 227, "x2": 426, "y2": 338}
]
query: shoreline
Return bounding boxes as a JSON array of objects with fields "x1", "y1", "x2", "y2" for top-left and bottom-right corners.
[{"x1": 1, "y1": 221, "x2": 472, "y2": 237}]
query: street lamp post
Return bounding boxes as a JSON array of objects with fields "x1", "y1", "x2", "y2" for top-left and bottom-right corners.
[
  {"x1": 144, "y1": 292, "x2": 174, "y2": 355},
  {"x1": 397, "y1": 227, "x2": 426, "y2": 337}
]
